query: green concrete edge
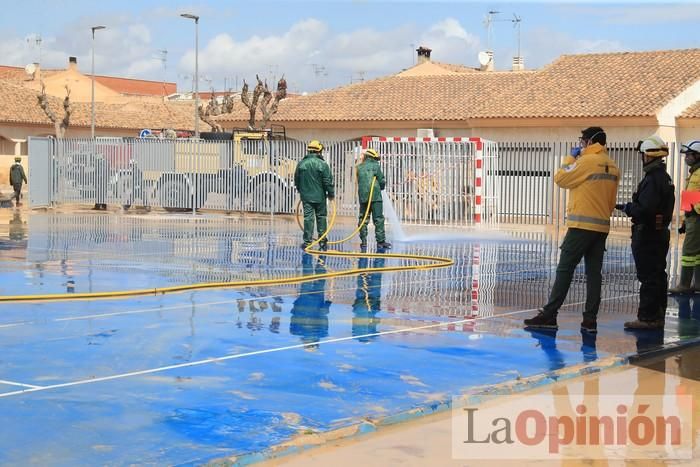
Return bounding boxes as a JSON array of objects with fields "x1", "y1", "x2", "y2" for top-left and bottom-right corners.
[{"x1": 207, "y1": 335, "x2": 700, "y2": 467}]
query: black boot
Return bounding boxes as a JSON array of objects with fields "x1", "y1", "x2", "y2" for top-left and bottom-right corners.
[
  {"x1": 524, "y1": 309, "x2": 558, "y2": 329},
  {"x1": 670, "y1": 266, "x2": 694, "y2": 294}
]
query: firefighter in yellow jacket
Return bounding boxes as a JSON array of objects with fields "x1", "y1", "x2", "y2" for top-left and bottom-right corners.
[
  {"x1": 525, "y1": 127, "x2": 620, "y2": 333},
  {"x1": 669, "y1": 140, "x2": 700, "y2": 294}
]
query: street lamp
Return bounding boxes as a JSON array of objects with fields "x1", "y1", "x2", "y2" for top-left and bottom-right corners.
[
  {"x1": 91, "y1": 25, "x2": 106, "y2": 139},
  {"x1": 181, "y1": 13, "x2": 199, "y2": 138}
]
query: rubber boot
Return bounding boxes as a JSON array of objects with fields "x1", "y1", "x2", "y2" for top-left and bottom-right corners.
[{"x1": 669, "y1": 266, "x2": 694, "y2": 295}]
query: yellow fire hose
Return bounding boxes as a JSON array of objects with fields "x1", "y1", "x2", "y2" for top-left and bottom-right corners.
[{"x1": 0, "y1": 178, "x2": 454, "y2": 303}]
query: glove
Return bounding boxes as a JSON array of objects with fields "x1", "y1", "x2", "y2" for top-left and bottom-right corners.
[
  {"x1": 679, "y1": 222, "x2": 686, "y2": 235},
  {"x1": 327, "y1": 195, "x2": 335, "y2": 201},
  {"x1": 614, "y1": 203, "x2": 625, "y2": 211},
  {"x1": 570, "y1": 147, "x2": 582, "y2": 158}
]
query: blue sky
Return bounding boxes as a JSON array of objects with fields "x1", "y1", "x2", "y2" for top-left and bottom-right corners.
[{"x1": 1, "y1": 1, "x2": 698, "y2": 93}]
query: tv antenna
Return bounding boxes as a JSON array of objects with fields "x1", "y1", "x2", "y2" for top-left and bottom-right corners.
[
  {"x1": 512, "y1": 14, "x2": 522, "y2": 58},
  {"x1": 350, "y1": 70, "x2": 366, "y2": 84},
  {"x1": 26, "y1": 33, "x2": 43, "y2": 64},
  {"x1": 483, "y1": 10, "x2": 500, "y2": 51},
  {"x1": 155, "y1": 49, "x2": 168, "y2": 95},
  {"x1": 308, "y1": 63, "x2": 327, "y2": 78}
]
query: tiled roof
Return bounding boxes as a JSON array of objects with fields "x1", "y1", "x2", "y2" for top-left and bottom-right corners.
[
  {"x1": 216, "y1": 48, "x2": 700, "y2": 123},
  {"x1": 680, "y1": 101, "x2": 700, "y2": 118},
  {"x1": 94, "y1": 75, "x2": 176, "y2": 96},
  {"x1": 0, "y1": 80, "x2": 195, "y2": 131}
]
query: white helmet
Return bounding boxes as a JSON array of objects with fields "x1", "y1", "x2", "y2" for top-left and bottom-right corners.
[
  {"x1": 637, "y1": 134, "x2": 669, "y2": 158},
  {"x1": 681, "y1": 140, "x2": 700, "y2": 155}
]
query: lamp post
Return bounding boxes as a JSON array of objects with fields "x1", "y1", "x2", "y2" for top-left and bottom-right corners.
[
  {"x1": 180, "y1": 13, "x2": 200, "y2": 138},
  {"x1": 91, "y1": 26, "x2": 106, "y2": 139}
]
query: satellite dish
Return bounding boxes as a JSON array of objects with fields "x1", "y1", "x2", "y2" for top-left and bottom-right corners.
[
  {"x1": 478, "y1": 52, "x2": 491, "y2": 66},
  {"x1": 24, "y1": 63, "x2": 36, "y2": 76}
]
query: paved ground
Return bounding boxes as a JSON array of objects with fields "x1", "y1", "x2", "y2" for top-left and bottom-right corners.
[
  {"x1": 0, "y1": 209, "x2": 697, "y2": 465},
  {"x1": 274, "y1": 346, "x2": 700, "y2": 467}
]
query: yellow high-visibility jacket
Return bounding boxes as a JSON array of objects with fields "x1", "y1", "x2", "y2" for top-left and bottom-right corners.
[
  {"x1": 555, "y1": 143, "x2": 620, "y2": 233},
  {"x1": 684, "y1": 163, "x2": 700, "y2": 215}
]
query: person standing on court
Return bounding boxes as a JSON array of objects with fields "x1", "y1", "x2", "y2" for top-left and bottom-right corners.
[
  {"x1": 669, "y1": 140, "x2": 700, "y2": 294},
  {"x1": 9, "y1": 156, "x2": 27, "y2": 207},
  {"x1": 616, "y1": 135, "x2": 675, "y2": 330},
  {"x1": 294, "y1": 140, "x2": 334, "y2": 250},
  {"x1": 524, "y1": 127, "x2": 620, "y2": 333},
  {"x1": 357, "y1": 148, "x2": 391, "y2": 251}
]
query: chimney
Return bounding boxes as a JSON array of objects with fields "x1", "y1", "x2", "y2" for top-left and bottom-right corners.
[
  {"x1": 416, "y1": 46, "x2": 432, "y2": 65},
  {"x1": 68, "y1": 56, "x2": 78, "y2": 71},
  {"x1": 512, "y1": 56, "x2": 524, "y2": 71},
  {"x1": 32, "y1": 62, "x2": 41, "y2": 81}
]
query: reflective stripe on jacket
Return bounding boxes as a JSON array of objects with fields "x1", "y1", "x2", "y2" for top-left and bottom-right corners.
[{"x1": 555, "y1": 143, "x2": 620, "y2": 233}]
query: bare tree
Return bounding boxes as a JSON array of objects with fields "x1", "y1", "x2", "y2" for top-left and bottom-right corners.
[
  {"x1": 260, "y1": 75, "x2": 287, "y2": 129},
  {"x1": 199, "y1": 88, "x2": 224, "y2": 132},
  {"x1": 37, "y1": 83, "x2": 72, "y2": 138},
  {"x1": 241, "y1": 74, "x2": 287, "y2": 130}
]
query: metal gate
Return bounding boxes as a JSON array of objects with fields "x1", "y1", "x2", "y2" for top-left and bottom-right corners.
[
  {"x1": 362, "y1": 136, "x2": 499, "y2": 226},
  {"x1": 28, "y1": 137, "x2": 52, "y2": 207}
]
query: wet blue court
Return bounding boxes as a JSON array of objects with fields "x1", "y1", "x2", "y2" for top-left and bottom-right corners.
[{"x1": 0, "y1": 211, "x2": 699, "y2": 465}]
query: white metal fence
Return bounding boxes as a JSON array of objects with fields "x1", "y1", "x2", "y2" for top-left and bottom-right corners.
[
  {"x1": 30, "y1": 137, "x2": 684, "y2": 230},
  {"x1": 30, "y1": 137, "x2": 497, "y2": 227},
  {"x1": 364, "y1": 137, "x2": 500, "y2": 226}
]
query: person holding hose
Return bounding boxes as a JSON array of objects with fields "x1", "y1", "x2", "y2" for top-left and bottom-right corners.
[
  {"x1": 294, "y1": 140, "x2": 334, "y2": 250},
  {"x1": 357, "y1": 148, "x2": 391, "y2": 251},
  {"x1": 616, "y1": 135, "x2": 675, "y2": 330},
  {"x1": 669, "y1": 140, "x2": 700, "y2": 294}
]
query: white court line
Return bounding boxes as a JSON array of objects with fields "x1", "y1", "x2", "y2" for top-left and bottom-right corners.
[
  {"x1": 0, "y1": 294, "x2": 638, "y2": 399},
  {"x1": 0, "y1": 379, "x2": 43, "y2": 389}
]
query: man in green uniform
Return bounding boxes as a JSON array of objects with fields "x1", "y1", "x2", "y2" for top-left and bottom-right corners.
[
  {"x1": 670, "y1": 140, "x2": 700, "y2": 294},
  {"x1": 294, "y1": 140, "x2": 334, "y2": 250},
  {"x1": 9, "y1": 156, "x2": 27, "y2": 207},
  {"x1": 357, "y1": 148, "x2": 391, "y2": 251}
]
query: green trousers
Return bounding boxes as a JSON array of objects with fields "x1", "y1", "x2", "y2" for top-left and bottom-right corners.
[
  {"x1": 542, "y1": 228, "x2": 608, "y2": 320},
  {"x1": 681, "y1": 216, "x2": 700, "y2": 267},
  {"x1": 359, "y1": 201, "x2": 386, "y2": 244},
  {"x1": 302, "y1": 201, "x2": 328, "y2": 245}
]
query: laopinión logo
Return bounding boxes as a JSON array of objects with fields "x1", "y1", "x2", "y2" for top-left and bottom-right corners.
[{"x1": 451, "y1": 394, "x2": 692, "y2": 460}]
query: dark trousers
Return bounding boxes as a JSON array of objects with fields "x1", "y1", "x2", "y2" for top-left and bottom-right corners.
[
  {"x1": 543, "y1": 228, "x2": 608, "y2": 320},
  {"x1": 13, "y1": 184, "x2": 22, "y2": 203},
  {"x1": 302, "y1": 200, "x2": 328, "y2": 245},
  {"x1": 631, "y1": 226, "x2": 669, "y2": 322},
  {"x1": 358, "y1": 201, "x2": 386, "y2": 244}
]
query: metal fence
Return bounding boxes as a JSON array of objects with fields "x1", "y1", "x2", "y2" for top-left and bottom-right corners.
[
  {"x1": 366, "y1": 138, "x2": 500, "y2": 226},
  {"x1": 30, "y1": 137, "x2": 497, "y2": 227},
  {"x1": 30, "y1": 137, "x2": 685, "y2": 230},
  {"x1": 495, "y1": 141, "x2": 684, "y2": 230}
]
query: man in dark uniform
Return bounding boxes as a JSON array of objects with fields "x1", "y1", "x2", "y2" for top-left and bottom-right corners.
[
  {"x1": 616, "y1": 135, "x2": 675, "y2": 330},
  {"x1": 9, "y1": 156, "x2": 27, "y2": 206},
  {"x1": 294, "y1": 140, "x2": 334, "y2": 250},
  {"x1": 357, "y1": 148, "x2": 391, "y2": 251}
]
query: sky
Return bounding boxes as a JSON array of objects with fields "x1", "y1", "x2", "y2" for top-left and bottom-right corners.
[{"x1": 1, "y1": 1, "x2": 699, "y2": 94}]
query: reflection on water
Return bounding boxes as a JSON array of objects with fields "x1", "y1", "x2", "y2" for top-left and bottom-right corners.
[
  {"x1": 1, "y1": 212, "x2": 679, "y2": 322},
  {"x1": 352, "y1": 257, "x2": 385, "y2": 343},
  {"x1": 289, "y1": 254, "x2": 331, "y2": 351}
]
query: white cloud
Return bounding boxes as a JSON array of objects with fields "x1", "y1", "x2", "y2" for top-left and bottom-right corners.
[
  {"x1": 522, "y1": 27, "x2": 625, "y2": 69},
  {"x1": 184, "y1": 17, "x2": 482, "y2": 93}
]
